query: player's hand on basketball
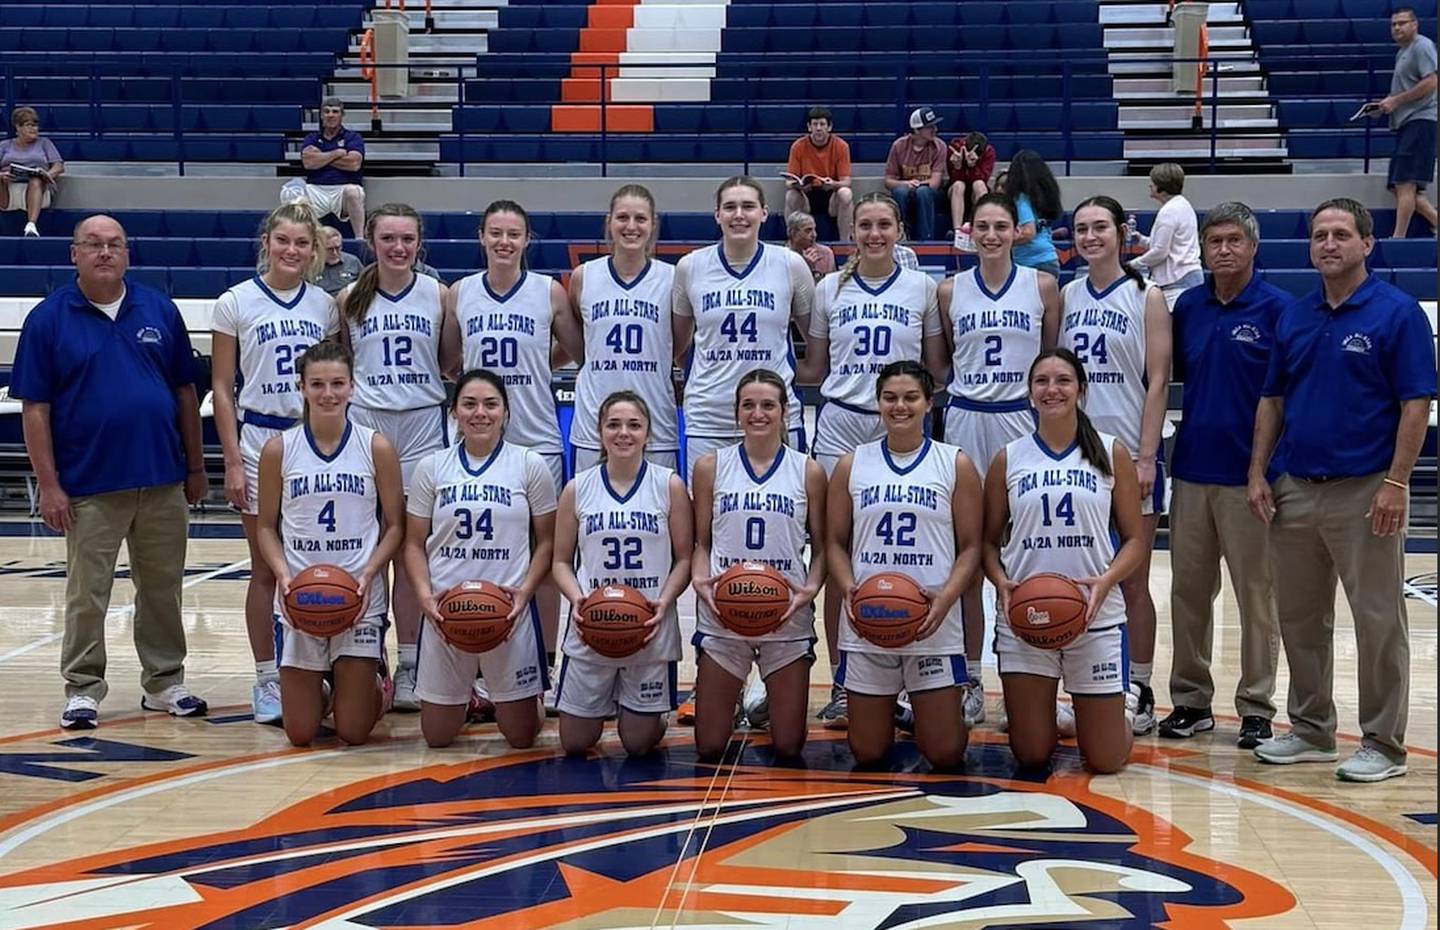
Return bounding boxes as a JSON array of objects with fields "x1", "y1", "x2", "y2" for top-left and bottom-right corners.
[
  {"x1": 641, "y1": 598, "x2": 668, "y2": 644},
  {"x1": 692, "y1": 572, "x2": 719, "y2": 616},
  {"x1": 184, "y1": 470, "x2": 208, "y2": 506},
  {"x1": 38, "y1": 483, "x2": 73, "y2": 534},
  {"x1": 1072, "y1": 575, "x2": 1111, "y2": 625},
  {"x1": 498, "y1": 584, "x2": 529, "y2": 625},
  {"x1": 419, "y1": 592, "x2": 444, "y2": 625},
  {"x1": 1367, "y1": 482, "x2": 1407, "y2": 537},
  {"x1": 1246, "y1": 476, "x2": 1276, "y2": 525},
  {"x1": 1135, "y1": 455, "x2": 1156, "y2": 501},
  {"x1": 779, "y1": 577, "x2": 820, "y2": 622},
  {"x1": 994, "y1": 577, "x2": 1019, "y2": 619},
  {"x1": 223, "y1": 462, "x2": 248, "y2": 510},
  {"x1": 914, "y1": 591, "x2": 946, "y2": 641},
  {"x1": 353, "y1": 571, "x2": 373, "y2": 619}
]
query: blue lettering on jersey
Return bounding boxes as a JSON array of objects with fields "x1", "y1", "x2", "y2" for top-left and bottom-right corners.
[
  {"x1": 1063, "y1": 306, "x2": 1130, "y2": 335},
  {"x1": 465, "y1": 313, "x2": 536, "y2": 337},
  {"x1": 588, "y1": 297, "x2": 662, "y2": 323},
  {"x1": 836, "y1": 302, "x2": 913, "y2": 326},
  {"x1": 358, "y1": 312, "x2": 435, "y2": 338},
  {"x1": 438, "y1": 483, "x2": 513, "y2": 507},
  {"x1": 858, "y1": 483, "x2": 939, "y2": 511},
  {"x1": 288, "y1": 473, "x2": 368, "y2": 498}
]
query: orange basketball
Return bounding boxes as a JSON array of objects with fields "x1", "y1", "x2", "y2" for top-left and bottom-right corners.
[
  {"x1": 850, "y1": 572, "x2": 931, "y2": 648},
  {"x1": 1008, "y1": 573, "x2": 1089, "y2": 650},
  {"x1": 284, "y1": 564, "x2": 363, "y2": 638},
  {"x1": 577, "y1": 584, "x2": 653, "y2": 658},
  {"x1": 712, "y1": 561, "x2": 791, "y2": 637},
  {"x1": 436, "y1": 580, "x2": 514, "y2": 654}
]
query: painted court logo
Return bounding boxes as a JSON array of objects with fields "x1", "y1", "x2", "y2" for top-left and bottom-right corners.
[{"x1": 1341, "y1": 332, "x2": 1374, "y2": 354}]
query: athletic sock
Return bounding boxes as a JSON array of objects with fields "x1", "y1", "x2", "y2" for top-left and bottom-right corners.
[
  {"x1": 1130, "y1": 660, "x2": 1153, "y2": 688},
  {"x1": 397, "y1": 644, "x2": 418, "y2": 668},
  {"x1": 255, "y1": 660, "x2": 278, "y2": 682}
]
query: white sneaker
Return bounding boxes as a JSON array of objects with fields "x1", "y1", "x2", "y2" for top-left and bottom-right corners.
[
  {"x1": 741, "y1": 674, "x2": 769, "y2": 729},
  {"x1": 1056, "y1": 701, "x2": 1077, "y2": 738},
  {"x1": 1124, "y1": 683, "x2": 1140, "y2": 732},
  {"x1": 1335, "y1": 746, "x2": 1407, "y2": 783},
  {"x1": 22, "y1": 222, "x2": 39, "y2": 237},
  {"x1": 392, "y1": 663, "x2": 420, "y2": 712},
  {"x1": 1254, "y1": 732, "x2": 1340, "y2": 765},
  {"x1": 815, "y1": 686, "x2": 848, "y2": 730},
  {"x1": 961, "y1": 679, "x2": 986, "y2": 726},
  {"x1": 252, "y1": 678, "x2": 283, "y2": 725},
  {"x1": 60, "y1": 695, "x2": 100, "y2": 730},
  {"x1": 1130, "y1": 683, "x2": 1156, "y2": 736},
  {"x1": 141, "y1": 684, "x2": 208, "y2": 717}
]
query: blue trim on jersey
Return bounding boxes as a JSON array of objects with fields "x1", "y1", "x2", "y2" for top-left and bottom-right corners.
[
  {"x1": 459, "y1": 439, "x2": 504, "y2": 476},
  {"x1": 1120, "y1": 625, "x2": 1132, "y2": 691},
  {"x1": 554, "y1": 655, "x2": 570, "y2": 703},
  {"x1": 253, "y1": 276, "x2": 308, "y2": 310},
  {"x1": 527, "y1": 600, "x2": 551, "y2": 692},
  {"x1": 739, "y1": 444, "x2": 786, "y2": 484},
  {"x1": 436, "y1": 404, "x2": 451, "y2": 448},
  {"x1": 974, "y1": 264, "x2": 1017, "y2": 302},
  {"x1": 601, "y1": 460, "x2": 649, "y2": 504},
  {"x1": 482, "y1": 270, "x2": 528, "y2": 303},
  {"x1": 790, "y1": 426, "x2": 808, "y2": 454},
  {"x1": 607, "y1": 256, "x2": 652, "y2": 290},
  {"x1": 948, "y1": 394, "x2": 1030, "y2": 413},
  {"x1": 881, "y1": 437, "x2": 933, "y2": 475},
  {"x1": 1031, "y1": 432, "x2": 1079, "y2": 462},
  {"x1": 717, "y1": 242, "x2": 764, "y2": 280},
  {"x1": 950, "y1": 654, "x2": 969, "y2": 687},
  {"x1": 271, "y1": 614, "x2": 284, "y2": 672},
  {"x1": 1085, "y1": 274, "x2": 1130, "y2": 302},
  {"x1": 827, "y1": 398, "x2": 879, "y2": 415},
  {"x1": 304, "y1": 421, "x2": 354, "y2": 463},
  {"x1": 835, "y1": 650, "x2": 849, "y2": 687},
  {"x1": 376, "y1": 272, "x2": 418, "y2": 303},
  {"x1": 855, "y1": 263, "x2": 903, "y2": 296},
  {"x1": 243, "y1": 410, "x2": 297, "y2": 430}
]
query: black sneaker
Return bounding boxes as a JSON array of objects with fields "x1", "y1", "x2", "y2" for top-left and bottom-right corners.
[
  {"x1": 1131, "y1": 683, "x2": 1156, "y2": 735},
  {"x1": 1237, "y1": 715, "x2": 1273, "y2": 749},
  {"x1": 1157, "y1": 705, "x2": 1215, "y2": 739}
]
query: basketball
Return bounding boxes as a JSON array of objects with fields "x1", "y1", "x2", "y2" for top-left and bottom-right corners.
[
  {"x1": 577, "y1": 584, "x2": 653, "y2": 658},
  {"x1": 850, "y1": 572, "x2": 931, "y2": 648},
  {"x1": 1008, "y1": 573, "x2": 1089, "y2": 650},
  {"x1": 435, "y1": 580, "x2": 514, "y2": 653},
  {"x1": 284, "y1": 564, "x2": 363, "y2": 638},
  {"x1": 712, "y1": 561, "x2": 791, "y2": 637}
]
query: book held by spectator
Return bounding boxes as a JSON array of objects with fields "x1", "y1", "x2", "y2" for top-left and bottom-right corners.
[
  {"x1": 7, "y1": 163, "x2": 55, "y2": 184},
  {"x1": 779, "y1": 171, "x2": 832, "y2": 188}
]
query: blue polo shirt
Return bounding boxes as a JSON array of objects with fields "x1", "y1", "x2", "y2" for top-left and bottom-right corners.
[
  {"x1": 10, "y1": 279, "x2": 195, "y2": 497},
  {"x1": 1262, "y1": 275, "x2": 1436, "y2": 479},
  {"x1": 301, "y1": 126, "x2": 365, "y2": 186},
  {"x1": 1171, "y1": 272, "x2": 1290, "y2": 485}
]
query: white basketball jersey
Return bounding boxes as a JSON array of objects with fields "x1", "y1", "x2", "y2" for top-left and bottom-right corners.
[
  {"x1": 842, "y1": 439, "x2": 964, "y2": 655},
  {"x1": 411, "y1": 441, "x2": 559, "y2": 594},
  {"x1": 947, "y1": 265, "x2": 1046, "y2": 404},
  {"x1": 215, "y1": 278, "x2": 337, "y2": 417},
  {"x1": 815, "y1": 266, "x2": 936, "y2": 411},
  {"x1": 681, "y1": 243, "x2": 802, "y2": 436},
  {"x1": 564, "y1": 462, "x2": 682, "y2": 665},
  {"x1": 455, "y1": 271, "x2": 562, "y2": 452},
  {"x1": 698, "y1": 444, "x2": 813, "y2": 640},
  {"x1": 1060, "y1": 276, "x2": 1153, "y2": 451},
  {"x1": 572, "y1": 257, "x2": 679, "y2": 451},
  {"x1": 1000, "y1": 432, "x2": 1125, "y2": 630},
  {"x1": 346, "y1": 273, "x2": 446, "y2": 411},
  {"x1": 278, "y1": 422, "x2": 386, "y2": 614}
]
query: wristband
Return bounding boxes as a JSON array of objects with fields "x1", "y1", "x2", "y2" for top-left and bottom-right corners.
[{"x1": 1383, "y1": 477, "x2": 1407, "y2": 491}]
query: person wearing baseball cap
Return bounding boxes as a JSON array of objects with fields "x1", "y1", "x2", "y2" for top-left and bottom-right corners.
[{"x1": 884, "y1": 107, "x2": 947, "y2": 241}]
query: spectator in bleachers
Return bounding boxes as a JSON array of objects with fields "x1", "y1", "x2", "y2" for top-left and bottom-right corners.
[
  {"x1": 12, "y1": 214, "x2": 209, "y2": 730},
  {"x1": 946, "y1": 131, "x2": 996, "y2": 252},
  {"x1": 786, "y1": 211, "x2": 835, "y2": 281},
  {"x1": 884, "y1": 107, "x2": 947, "y2": 242},
  {"x1": 1248, "y1": 197, "x2": 1435, "y2": 783},
  {"x1": 0, "y1": 107, "x2": 64, "y2": 238},
  {"x1": 316, "y1": 226, "x2": 363, "y2": 295},
  {"x1": 1129, "y1": 163, "x2": 1203, "y2": 310},
  {"x1": 1005, "y1": 150, "x2": 1062, "y2": 279},
  {"x1": 1375, "y1": 7, "x2": 1437, "y2": 238},
  {"x1": 783, "y1": 106, "x2": 855, "y2": 242},
  {"x1": 297, "y1": 97, "x2": 366, "y2": 240}
]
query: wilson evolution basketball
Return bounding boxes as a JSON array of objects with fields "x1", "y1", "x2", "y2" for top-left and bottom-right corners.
[
  {"x1": 713, "y1": 561, "x2": 791, "y2": 637},
  {"x1": 577, "y1": 584, "x2": 653, "y2": 658},
  {"x1": 1008, "y1": 573, "x2": 1089, "y2": 650},
  {"x1": 284, "y1": 564, "x2": 363, "y2": 637},
  {"x1": 850, "y1": 572, "x2": 931, "y2": 648},
  {"x1": 436, "y1": 580, "x2": 515, "y2": 653}
]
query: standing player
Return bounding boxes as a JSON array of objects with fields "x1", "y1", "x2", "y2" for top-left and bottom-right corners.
[
  {"x1": 691, "y1": 371, "x2": 827, "y2": 761},
  {"x1": 672, "y1": 176, "x2": 816, "y2": 482},
  {"x1": 451, "y1": 200, "x2": 583, "y2": 671},
  {"x1": 798, "y1": 191, "x2": 947, "y2": 730},
  {"x1": 983, "y1": 348, "x2": 1145, "y2": 773},
  {"x1": 939, "y1": 192, "x2": 1062, "y2": 726},
  {"x1": 1059, "y1": 195, "x2": 1172, "y2": 735},
  {"x1": 552, "y1": 392, "x2": 693, "y2": 756},
  {"x1": 402, "y1": 370, "x2": 556, "y2": 750},
  {"x1": 826, "y1": 361, "x2": 983, "y2": 769},
  {"x1": 337, "y1": 203, "x2": 461, "y2": 712},
  {"x1": 255, "y1": 341, "x2": 405, "y2": 747},
  {"x1": 569, "y1": 184, "x2": 679, "y2": 473},
  {"x1": 211, "y1": 202, "x2": 338, "y2": 725}
]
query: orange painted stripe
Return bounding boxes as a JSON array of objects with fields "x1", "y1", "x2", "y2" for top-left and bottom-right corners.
[
  {"x1": 587, "y1": 4, "x2": 635, "y2": 28},
  {"x1": 561, "y1": 0, "x2": 643, "y2": 106},
  {"x1": 551, "y1": 104, "x2": 653, "y2": 133}
]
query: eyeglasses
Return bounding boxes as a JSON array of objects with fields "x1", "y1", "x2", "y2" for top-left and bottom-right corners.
[{"x1": 73, "y1": 240, "x2": 128, "y2": 254}]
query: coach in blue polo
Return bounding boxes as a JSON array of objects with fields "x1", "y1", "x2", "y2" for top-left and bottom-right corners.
[
  {"x1": 12, "y1": 214, "x2": 209, "y2": 730},
  {"x1": 1246, "y1": 197, "x2": 1435, "y2": 783},
  {"x1": 1161, "y1": 202, "x2": 1287, "y2": 750}
]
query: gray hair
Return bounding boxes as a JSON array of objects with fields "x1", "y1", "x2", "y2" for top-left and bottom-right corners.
[
  {"x1": 1200, "y1": 201, "x2": 1260, "y2": 244},
  {"x1": 786, "y1": 211, "x2": 817, "y2": 234},
  {"x1": 321, "y1": 96, "x2": 344, "y2": 110}
]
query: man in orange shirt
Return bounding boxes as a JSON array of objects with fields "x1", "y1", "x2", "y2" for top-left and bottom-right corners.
[{"x1": 783, "y1": 106, "x2": 855, "y2": 241}]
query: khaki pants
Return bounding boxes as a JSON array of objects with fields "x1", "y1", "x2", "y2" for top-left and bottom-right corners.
[
  {"x1": 1168, "y1": 479, "x2": 1280, "y2": 718},
  {"x1": 1270, "y1": 473, "x2": 1409, "y2": 762},
  {"x1": 62, "y1": 484, "x2": 189, "y2": 700}
]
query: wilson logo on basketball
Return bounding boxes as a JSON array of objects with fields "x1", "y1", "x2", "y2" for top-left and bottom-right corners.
[
  {"x1": 295, "y1": 591, "x2": 346, "y2": 606},
  {"x1": 725, "y1": 580, "x2": 780, "y2": 597},
  {"x1": 858, "y1": 604, "x2": 910, "y2": 620},
  {"x1": 1026, "y1": 606, "x2": 1052, "y2": 625},
  {"x1": 587, "y1": 606, "x2": 637, "y2": 623},
  {"x1": 446, "y1": 597, "x2": 502, "y2": 616}
]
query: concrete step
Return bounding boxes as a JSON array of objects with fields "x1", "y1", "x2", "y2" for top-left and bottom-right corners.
[
  {"x1": 1106, "y1": 25, "x2": 1251, "y2": 47},
  {"x1": 364, "y1": 9, "x2": 498, "y2": 29},
  {"x1": 329, "y1": 80, "x2": 463, "y2": 103},
  {"x1": 1121, "y1": 116, "x2": 1281, "y2": 129},
  {"x1": 287, "y1": 141, "x2": 439, "y2": 161},
  {"x1": 1107, "y1": 54, "x2": 1260, "y2": 75},
  {"x1": 1124, "y1": 136, "x2": 1287, "y2": 158},
  {"x1": 1114, "y1": 74, "x2": 1267, "y2": 96},
  {"x1": 304, "y1": 109, "x2": 453, "y2": 131},
  {"x1": 1100, "y1": 2, "x2": 1243, "y2": 24},
  {"x1": 1121, "y1": 103, "x2": 1272, "y2": 120}
]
